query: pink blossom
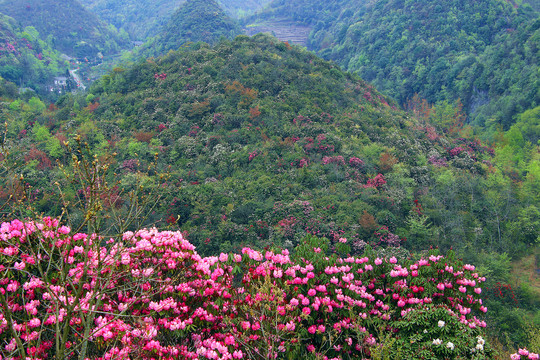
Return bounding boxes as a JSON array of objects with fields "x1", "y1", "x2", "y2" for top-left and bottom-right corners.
[{"x1": 285, "y1": 321, "x2": 295, "y2": 331}]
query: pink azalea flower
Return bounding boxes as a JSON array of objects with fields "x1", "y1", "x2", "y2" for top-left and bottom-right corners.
[{"x1": 436, "y1": 283, "x2": 445, "y2": 291}]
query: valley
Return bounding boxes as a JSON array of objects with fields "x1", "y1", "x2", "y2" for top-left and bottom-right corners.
[{"x1": 0, "y1": 0, "x2": 538, "y2": 358}]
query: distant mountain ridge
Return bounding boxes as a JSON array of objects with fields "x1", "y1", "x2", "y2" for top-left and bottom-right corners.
[
  {"x1": 158, "y1": 0, "x2": 242, "y2": 52},
  {"x1": 79, "y1": 0, "x2": 185, "y2": 40},
  {"x1": 79, "y1": 0, "x2": 271, "y2": 40},
  {"x1": 0, "y1": 0, "x2": 130, "y2": 57}
]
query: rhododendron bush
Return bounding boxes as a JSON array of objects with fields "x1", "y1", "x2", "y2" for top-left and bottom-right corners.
[{"x1": 1, "y1": 218, "x2": 537, "y2": 359}]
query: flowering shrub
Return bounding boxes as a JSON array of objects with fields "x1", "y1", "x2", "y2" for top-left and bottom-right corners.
[
  {"x1": 322, "y1": 156, "x2": 345, "y2": 166},
  {"x1": 373, "y1": 226, "x2": 403, "y2": 247},
  {"x1": 449, "y1": 146, "x2": 465, "y2": 157},
  {"x1": 349, "y1": 157, "x2": 364, "y2": 168},
  {"x1": 428, "y1": 155, "x2": 448, "y2": 168},
  {"x1": 364, "y1": 173, "x2": 387, "y2": 188},
  {"x1": 0, "y1": 218, "x2": 232, "y2": 359},
  {"x1": 1, "y1": 218, "x2": 534, "y2": 359},
  {"x1": 511, "y1": 349, "x2": 540, "y2": 359},
  {"x1": 248, "y1": 151, "x2": 258, "y2": 162}
]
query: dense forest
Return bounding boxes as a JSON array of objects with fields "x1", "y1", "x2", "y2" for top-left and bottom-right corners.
[
  {"x1": 79, "y1": 0, "x2": 271, "y2": 39},
  {"x1": 246, "y1": 0, "x2": 540, "y2": 133},
  {"x1": 1, "y1": 35, "x2": 538, "y2": 353},
  {"x1": 156, "y1": 0, "x2": 242, "y2": 53},
  {"x1": 0, "y1": 14, "x2": 69, "y2": 94},
  {"x1": 0, "y1": 0, "x2": 130, "y2": 58}
]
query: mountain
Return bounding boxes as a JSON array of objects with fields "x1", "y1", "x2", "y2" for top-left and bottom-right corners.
[
  {"x1": 246, "y1": 0, "x2": 540, "y2": 131},
  {"x1": 0, "y1": 0, "x2": 130, "y2": 58},
  {"x1": 0, "y1": 13, "x2": 69, "y2": 94},
  {"x1": 2, "y1": 34, "x2": 538, "y2": 346},
  {"x1": 80, "y1": 0, "x2": 185, "y2": 40},
  {"x1": 79, "y1": 0, "x2": 270, "y2": 40},
  {"x1": 219, "y1": 0, "x2": 272, "y2": 18},
  {"x1": 154, "y1": 0, "x2": 242, "y2": 53}
]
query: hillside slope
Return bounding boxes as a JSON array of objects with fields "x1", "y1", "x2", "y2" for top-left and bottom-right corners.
[
  {"x1": 247, "y1": 0, "x2": 540, "y2": 130},
  {"x1": 2, "y1": 34, "x2": 539, "y2": 346},
  {"x1": 80, "y1": 0, "x2": 270, "y2": 39},
  {"x1": 5, "y1": 35, "x2": 536, "y2": 259},
  {"x1": 80, "y1": 0, "x2": 185, "y2": 39},
  {"x1": 0, "y1": 0, "x2": 130, "y2": 57},
  {"x1": 157, "y1": 0, "x2": 242, "y2": 52},
  {"x1": 0, "y1": 14, "x2": 69, "y2": 94}
]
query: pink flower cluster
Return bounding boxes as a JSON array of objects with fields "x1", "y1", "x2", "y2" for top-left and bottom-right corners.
[
  {"x1": 364, "y1": 173, "x2": 387, "y2": 188},
  {"x1": 0, "y1": 217, "x2": 505, "y2": 359},
  {"x1": 449, "y1": 146, "x2": 465, "y2": 157},
  {"x1": 248, "y1": 151, "x2": 258, "y2": 162},
  {"x1": 511, "y1": 349, "x2": 540, "y2": 360},
  {"x1": 349, "y1": 157, "x2": 364, "y2": 168},
  {"x1": 322, "y1": 156, "x2": 345, "y2": 166}
]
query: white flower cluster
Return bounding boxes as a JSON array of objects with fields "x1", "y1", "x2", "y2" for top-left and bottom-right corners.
[
  {"x1": 471, "y1": 336, "x2": 485, "y2": 353},
  {"x1": 438, "y1": 320, "x2": 445, "y2": 327}
]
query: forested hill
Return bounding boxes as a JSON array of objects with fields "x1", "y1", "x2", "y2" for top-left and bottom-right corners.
[
  {"x1": 79, "y1": 0, "x2": 185, "y2": 40},
  {"x1": 156, "y1": 0, "x2": 242, "y2": 53},
  {"x1": 0, "y1": 14, "x2": 68, "y2": 94},
  {"x1": 219, "y1": 0, "x2": 272, "y2": 18},
  {"x1": 1, "y1": 34, "x2": 538, "y2": 346},
  {"x1": 0, "y1": 0, "x2": 130, "y2": 58},
  {"x1": 246, "y1": 0, "x2": 540, "y2": 131},
  {"x1": 79, "y1": 0, "x2": 271, "y2": 40}
]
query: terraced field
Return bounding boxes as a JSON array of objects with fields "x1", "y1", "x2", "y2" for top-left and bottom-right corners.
[{"x1": 245, "y1": 20, "x2": 311, "y2": 46}]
